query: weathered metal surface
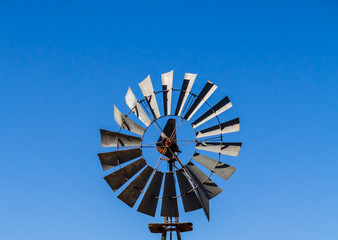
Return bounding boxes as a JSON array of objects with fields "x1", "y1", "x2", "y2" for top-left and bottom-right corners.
[
  {"x1": 125, "y1": 87, "x2": 152, "y2": 126},
  {"x1": 100, "y1": 129, "x2": 142, "y2": 147},
  {"x1": 139, "y1": 75, "x2": 161, "y2": 119},
  {"x1": 196, "y1": 118, "x2": 240, "y2": 138},
  {"x1": 97, "y1": 148, "x2": 142, "y2": 171},
  {"x1": 161, "y1": 70, "x2": 173, "y2": 116},
  {"x1": 159, "y1": 118, "x2": 176, "y2": 140},
  {"x1": 195, "y1": 185, "x2": 210, "y2": 221},
  {"x1": 192, "y1": 153, "x2": 236, "y2": 180},
  {"x1": 137, "y1": 171, "x2": 164, "y2": 217},
  {"x1": 161, "y1": 172, "x2": 179, "y2": 217},
  {"x1": 175, "y1": 169, "x2": 202, "y2": 212},
  {"x1": 104, "y1": 158, "x2": 146, "y2": 192},
  {"x1": 114, "y1": 105, "x2": 145, "y2": 136},
  {"x1": 196, "y1": 142, "x2": 242, "y2": 156},
  {"x1": 184, "y1": 81, "x2": 218, "y2": 121},
  {"x1": 192, "y1": 96, "x2": 232, "y2": 128},
  {"x1": 148, "y1": 222, "x2": 193, "y2": 233},
  {"x1": 175, "y1": 73, "x2": 197, "y2": 116},
  {"x1": 185, "y1": 162, "x2": 222, "y2": 199},
  {"x1": 118, "y1": 166, "x2": 154, "y2": 207}
]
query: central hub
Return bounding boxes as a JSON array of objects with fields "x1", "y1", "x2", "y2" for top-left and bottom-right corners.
[{"x1": 157, "y1": 138, "x2": 179, "y2": 158}]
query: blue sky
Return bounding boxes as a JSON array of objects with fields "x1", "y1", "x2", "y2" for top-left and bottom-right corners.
[{"x1": 0, "y1": 1, "x2": 337, "y2": 239}]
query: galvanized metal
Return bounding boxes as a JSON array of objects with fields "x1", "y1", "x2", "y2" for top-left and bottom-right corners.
[
  {"x1": 97, "y1": 148, "x2": 142, "y2": 171},
  {"x1": 175, "y1": 73, "x2": 197, "y2": 116},
  {"x1": 192, "y1": 153, "x2": 236, "y2": 181},
  {"x1": 191, "y1": 96, "x2": 232, "y2": 128},
  {"x1": 184, "y1": 81, "x2": 218, "y2": 121},
  {"x1": 161, "y1": 172, "x2": 179, "y2": 217},
  {"x1": 100, "y1": 129, "x2": 142, "y2": 147},
  {"x1": 137, "y1": 171, "x2": 164, "y2": 217},
  {"x1": 161, "y1": 70, "x2": 173, "y2": 116},
  {"x1": 118, "y1": 166, "x2": 154, "y2": 207},
  {"x1": 175, "y1": 169, "x2": 202, "y2": 212},
  {"x1": 196, "y1": 118, "x2": 240, "y2": 138},
  {"x1": 185, "y1": 162, "x2": 222, "y2": 199},
  {"x1": 104, "y1": 158, "x2": 146, "y2": 192},
  {"x1": 125, "y1": 87, "x2": 152, "y2": 126},
  {"x1": 114, "y1": 105, "x2": 145, "y2": 136},
  {"x1": 139, "y1": 75, "x2": 161, "y2": 119},
  {"x1": 196, "y1": 142, "x2": 242, "y2": 156}
]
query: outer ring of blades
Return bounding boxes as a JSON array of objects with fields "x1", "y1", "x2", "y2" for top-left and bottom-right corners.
[{"x1": 115, "y1": 88, "x2": 224, "y2": 181}]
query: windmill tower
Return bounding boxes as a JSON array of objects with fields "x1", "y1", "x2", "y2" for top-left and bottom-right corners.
[{"x1": 98, "y1": 71, "x2": 242, "y2": 239}]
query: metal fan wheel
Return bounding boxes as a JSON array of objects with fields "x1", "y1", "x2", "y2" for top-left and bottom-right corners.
[
  {"x1": 118, "y1": 90, "x2": 223, "y2": 174},
  {"x1": 98, "y1": 71, "x2": 241, "y2": 221}
]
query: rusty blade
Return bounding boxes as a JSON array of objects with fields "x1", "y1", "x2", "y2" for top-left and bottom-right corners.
[
  {"x1": 137, "y1": 171, "x2": 164, "y2": 217},
  {"x1": 118, "y1": 166, "x2": 154, "y2": 207},
  {"x1": 175, "y1": 169, "x2": 202, "y2": 212},
  {"x1": 100, "y1": 129, "x2": 142, "y2": 147},
  {"x1": 192, "y1": 96, "x2": 232, "y2": 128},
  {"x1": 196, "y1": 142, "x2": 242, "y2": 156},
  {"x1": 139, "y1": 75, "x2": 161, "y2": 119},
  {"x1": 184, "y1": 81, "x2": 218, "y2": 121},
  {"x1": 192, "y1": 153, "x2": 236, "y2": 181},
  {"x1": 185, "y1": 162, "x2": 222, "y2": 199},
  {"x1": 97, "y1": 148, "x2": 142, "y2": 171},
  {"x1": 162, "y1": 70, "x2": 173, "y2": 116},
  {"x1": 161, "y1": 172, "x2": 179, "y2": 217},
  {"x1": 104, "y1": 158, "x2": 146, "y2": 192},
  {"x1": 114, "y1": 105, "x2": 145, "y2": 136},
  {"x1": 125, "y1": 87, "x2": 152, "y2": 126},
  {"x1": 175, "y1": 73, "x2": 197, "y2": 116},
  {"x1": 196, "y1": 118, "x2": 240, "y2": 138}
]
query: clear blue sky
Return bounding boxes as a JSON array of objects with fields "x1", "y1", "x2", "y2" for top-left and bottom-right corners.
[{"x1": 0, "y1": 1, "x2": 337, "y2": 239}]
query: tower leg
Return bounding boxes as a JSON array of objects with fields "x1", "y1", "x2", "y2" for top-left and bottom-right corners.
[
  {"x1": 176, "y1": 229, "x2": 181, "y2": 240},
  {"x1": 161, "y1": 228, "x2": 167, "y2": 240}
]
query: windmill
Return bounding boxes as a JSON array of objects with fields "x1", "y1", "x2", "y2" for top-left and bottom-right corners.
[{"x1": 98, "y1": 71, "x2": 242, "y2": 240}]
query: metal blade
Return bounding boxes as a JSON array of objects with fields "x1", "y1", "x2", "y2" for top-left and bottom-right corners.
[
  {"x1": 184, "y1": 81, "x2": 218, "y2": 121},
  {"x1": 175, "y1": 169, "x2": 202, "y2": 212},
  {"x1": 162, "y1": 70, "x2": 173, "y2": 116},
  {"x1": 192, "y1": 96, "x2": 232, "y2": 128},
  {"x1": 139, "y1": 75, "x2": 161, "y2": 119},
  {"x1": 196, "y1": 118, "x2": 240, "y2": 138},
  {"x1": 114, "y1": 105, "x2": 145, "y2": 136},
  {"x1": 97, "y1": 148, "x2": 142, "y2": 171},
  {"x1": 175, "y1": 73, "x2": 197, "y2": 116},
  {"x1": 125, "y1": 87, "x2": 152, "y2": 126},
  {"x1": 104, "y1": 158, "x2": 146, "y2": 192},
  {"x1": 192, "y1": 153, "x2": 236, "y2": 180},
  {"x1": 118, "y1": 166, "x2": 154, "y2": 207},
  {"x1": 100, "y1": 129, "x2": 142, "y2": 147},
  {"x1": 195, "y1": 184, "x2": 210, "y2": 221},
  {"x1": 196, "y1": 142, "x2": 242, "y2": 156},
  {"x1": 185, "y1": 162, "x2": 222, "y2": 199},
  {"x1": 161, "y1": 172, "x2": 179, "y2": 217},
  {"x1": 137, "y1": 171, "x2": 164, "y2": 217}
]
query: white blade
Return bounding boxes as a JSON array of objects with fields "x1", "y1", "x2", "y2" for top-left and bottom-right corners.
[
  {"x1": 125, "y1": 87, "x2": 152, "y2": 127},
  {"x1": 196, "y1": 142, "x2": 242, "y2": 156},
  {"x1": 175, "y1": 73, "x2": 197, "y2": 116},
  {"x1": 184, "y1": 81, "x2": 218, "y2": 121},
  {"x1": 114, "y1": 105, "x2": 145, "y2": 136},
  {"x1": 196, "y1": 118, "x2": 240, "y2": 138},
  {"x1": 139, "y1": 75, "x2": 161, "y2": 119},
  {"x1": 161, "y1": 70, "x2": 173, "y2": 116},
  {"x1": 192, "y1": 96, "x2": 232, "y2": 128},
  {"x1": 192, "y1": 153, "x2": 236, "y2": 180}
]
